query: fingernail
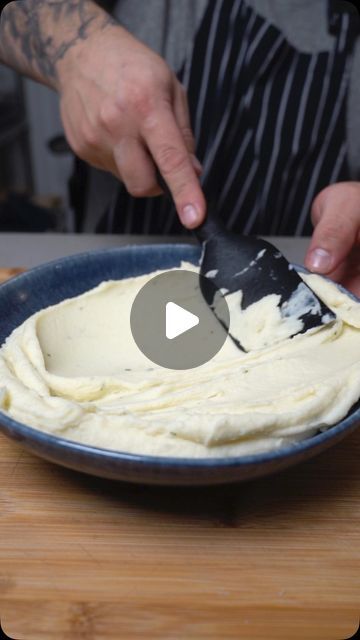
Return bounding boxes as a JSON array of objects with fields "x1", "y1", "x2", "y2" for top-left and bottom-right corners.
[
  {"x1": 308, "y1": 248, "x2": 332, "y2": 272},
  {"x1": 191, "y1": 154, "x2": 203, "y2": 173},
  {"x1": 182, "y1": 204, "x2": 200, "y2": 227}
]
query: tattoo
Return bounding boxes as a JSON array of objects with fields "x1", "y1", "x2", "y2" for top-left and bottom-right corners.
[{"x1": 0, "y1": 1, "x2": 116, "y2": 85}]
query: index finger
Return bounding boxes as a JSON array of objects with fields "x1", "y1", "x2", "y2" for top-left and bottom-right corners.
[{"x1": 140, "y1": 104, "x2": 206, "y2": 228}]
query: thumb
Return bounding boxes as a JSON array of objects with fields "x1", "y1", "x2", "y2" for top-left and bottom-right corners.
[{"x1": 304, "y1": 182, "x2": 360, "y2": 274}]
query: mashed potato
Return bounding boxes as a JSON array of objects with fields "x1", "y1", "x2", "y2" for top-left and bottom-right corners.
[{"x1": 0, "y1": 265, "x2": 359, "y2": 458}]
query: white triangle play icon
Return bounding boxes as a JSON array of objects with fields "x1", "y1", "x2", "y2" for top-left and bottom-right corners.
[{"x1": 165, "y1": 302, "x2": 199, "y2": 340}]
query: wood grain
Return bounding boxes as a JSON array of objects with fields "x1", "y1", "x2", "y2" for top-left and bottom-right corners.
[
  {"x1": 0, "y1": 267, "x2": 25, "y2": 284},
  {"x1": 0, "y1": 268, "x2": 359, "y2": 639}
]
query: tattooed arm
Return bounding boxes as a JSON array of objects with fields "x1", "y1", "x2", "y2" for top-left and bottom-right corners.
[
  {"x1": 0, "y1": 1, "x2": 115, "y2": 88},
  {"x1": 0, "y1": 0, "x2": 205, "y2": 227}
]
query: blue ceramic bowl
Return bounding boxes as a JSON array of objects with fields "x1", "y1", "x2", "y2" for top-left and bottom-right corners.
[{"x1": 0, "y1": 244, "x2": 359, "y2": 486}]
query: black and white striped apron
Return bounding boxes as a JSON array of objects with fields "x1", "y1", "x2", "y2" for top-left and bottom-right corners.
[{"x1": 102, "y1": 0, "x2": 359, "y2": 236}]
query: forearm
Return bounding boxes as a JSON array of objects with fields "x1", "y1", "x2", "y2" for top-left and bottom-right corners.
[{"x1": 0, "y1": 0, "x2": 115, "y2": 89}]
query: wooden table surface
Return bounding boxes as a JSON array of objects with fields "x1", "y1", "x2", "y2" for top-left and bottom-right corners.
[{"x1": 0, "y1": 267, "x2": 359, "y2": 640}]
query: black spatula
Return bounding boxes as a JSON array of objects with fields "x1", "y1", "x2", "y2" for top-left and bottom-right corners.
[{"x1": 158, "y1": 174, "x2": 336, "y2": 350}]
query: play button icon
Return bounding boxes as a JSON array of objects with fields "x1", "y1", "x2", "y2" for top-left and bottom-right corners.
[
  {"x1": 130, "y1": 269, "x2": 230, "y2": 370},
  {"x1": 166, "y1": 302, "x2": 199, "y2": 339}
]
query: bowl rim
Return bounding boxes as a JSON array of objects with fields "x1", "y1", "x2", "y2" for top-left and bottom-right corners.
[
  {"x1": 0, "y1": 242, "x2": 359, "y2": 469},
  {"x1": 0, "y1": 402, "x2": 359, "y2": 469}
]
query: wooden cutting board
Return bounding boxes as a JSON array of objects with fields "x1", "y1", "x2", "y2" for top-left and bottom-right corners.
[
  {"x1": 0, "y1": 268, "x2": 359, "y2": 640},
  {"x1": 0, "y1": 267, "x2": 25, "y2": 283}
]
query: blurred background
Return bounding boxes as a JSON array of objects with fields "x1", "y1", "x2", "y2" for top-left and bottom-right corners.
[{"x1": 0, "y1": 64, "x2": 89, "y2": 234}]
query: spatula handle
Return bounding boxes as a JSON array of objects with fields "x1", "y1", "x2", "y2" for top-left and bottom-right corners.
[{"x1": 194, "y1": 207, "x2": 224, "y2": 243}]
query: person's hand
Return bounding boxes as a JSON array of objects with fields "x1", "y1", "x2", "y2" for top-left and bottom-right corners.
[
  {"x1": 56, "y1": 23, "x2": 205, "y2": 228},
  {"x1": 304, "y1": 182, "x2": 360, "y2": 296}
]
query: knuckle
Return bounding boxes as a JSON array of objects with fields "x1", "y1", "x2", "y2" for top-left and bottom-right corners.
[
  {"x1": 157, "y1": 146, "x2": 189, "y2": 176},
  {"x1": 147, "y1": 59, "x2": 173, "y2": 88},
  {"x1": 321, "y1": 228, "x2": 341, "y2": 243},
  {"x1": 132, "y1": 93, "x2": 153, "y2": 117},
  {"x1": 82, "y1": 125, "x2": 99, "y2": 149},
  {"x1": 99, "y1": 102, "x2": 121, "y2": 132},
  {"x1": 121, "y1": 84, "x2": 154, "y2": 118},
  {"x1": 316, "y1": 222, "x2": 351, "y2": 248},
  {"x1": 142, "y1": 100, "x2": 172, "y2": 131}
]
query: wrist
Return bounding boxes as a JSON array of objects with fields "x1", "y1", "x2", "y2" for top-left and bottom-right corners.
[
  {"x1": 35, "y1": 0, "x2": 118, "y2": 92},
  {"x1": 56, "y1": 19, "x2": 123, "y2": 93}
]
